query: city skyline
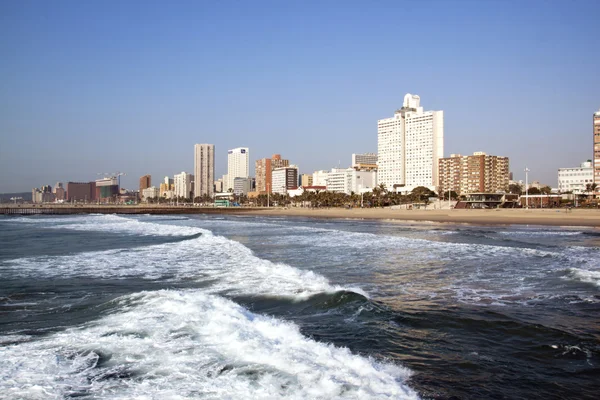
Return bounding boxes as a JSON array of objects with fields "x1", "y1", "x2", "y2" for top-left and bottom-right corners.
[{"x1": 0, "y1": 1, "x2": 598, "y2": 193}]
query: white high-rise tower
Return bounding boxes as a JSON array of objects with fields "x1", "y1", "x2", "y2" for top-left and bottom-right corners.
[
  {"x1": 377, "y1": 94, "x2": 443, "y2": 192},
  {"x1": 226, "y1": 147, "x2": 249, "y2": 191},
  {"x1": 194, "y1": 144, "x2": 215, "y2": 199}
]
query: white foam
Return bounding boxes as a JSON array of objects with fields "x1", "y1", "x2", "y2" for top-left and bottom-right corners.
[
  {"x1": 0, "y1": 290, "x2": 418, "y2": 399},
  {"x1": 4, "y1": 216, "x2": 365, "y2": 299},
  {"x1": 564, "y1": 268, "x2": 600, "y2": 288}
]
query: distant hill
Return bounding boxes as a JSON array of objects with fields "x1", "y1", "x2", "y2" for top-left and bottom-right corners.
[{"x1": 0, "y1": 192, "x2": 31, "y2": 203}]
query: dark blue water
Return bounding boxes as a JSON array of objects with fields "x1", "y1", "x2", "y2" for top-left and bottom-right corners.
[{"x1": 1, "y1": 214, "x2": 599, "y2": 399}]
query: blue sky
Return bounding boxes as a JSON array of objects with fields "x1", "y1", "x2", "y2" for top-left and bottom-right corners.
[{"x1": 1, "y1": 0, "x2": 598, "y2": 192}]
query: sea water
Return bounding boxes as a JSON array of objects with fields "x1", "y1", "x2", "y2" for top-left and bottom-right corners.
[{"x1": 0, "y1": 214, "x2": 598, "y2": 399}]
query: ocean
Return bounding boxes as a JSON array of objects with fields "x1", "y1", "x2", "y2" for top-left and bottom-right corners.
[{"x1": 0, "y1": 214, "x2": 598, "y2": 399}]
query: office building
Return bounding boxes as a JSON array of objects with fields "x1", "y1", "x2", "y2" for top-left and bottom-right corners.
[
  {"x1": 300, "y1": 174, "x2": 313, "y2": 187},
  {"x1": 194, "y1": 144, "x2": 215, "y2": 199},
  {"x1": 226, "y1": 147, "x2": 249, "y2": 191},
  {"x1": 594, "y1": 109, "x2": 600, "y2": 185},
  {"x1": 558, "y1": 161, "x2": 593, "y2": 194},
  {"x1": 272, "y1": 165, "x2": 299, "y2": 194},
  {"x1": 377, "y1": 94, "x2": 443, "y2": 192},
  {"x1": 352, "y1": 153, "x2": 378, "y2": 170},
  {"x1": 438, "y1": 152, "x2": 509, "y2": 195},
  {"x1": 233, "y1": 177, "x2": 253, "y2": 195},
  {"x1": 255, "y1": 154, "x2": 289, "y2": 193},
  {"x1": 139, "y1": 175, "x2": 151, "y2": 192},
  {"x1": 174, "y1": 172, "x2": 194, "y2": 199}
]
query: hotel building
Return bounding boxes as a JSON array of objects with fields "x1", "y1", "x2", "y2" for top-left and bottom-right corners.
[
  {"x1": 377, "y1": 94, "x2": 443, "y2": 192},
  {"x1": 226, "y1": 147, "x2": 249, "y2": 192},
  {"x1": 255, "y1": 154, "x2": 289, "y2": 193},
  {"x1": 438, "y1": 152, "x2": 509, "y2": 195},
  {"x1": 194, "y1": 144, "x2": 215, "y2": 199}
]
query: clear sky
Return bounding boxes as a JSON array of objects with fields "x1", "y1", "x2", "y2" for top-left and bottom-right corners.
[{"x1": 1, "y1": 0, "x2": 598, "y2": 193}]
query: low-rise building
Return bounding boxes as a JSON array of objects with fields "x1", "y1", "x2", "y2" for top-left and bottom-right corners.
[
  {"x1": 558, "y1": 161, "x2": 593, "y2": 194},
  {"x1": 233, "y1": 177, "x2": 253, "y2": 195},
  {"x1": 142, "y1": 186, "x2": 160, "y2": 201},
  {"x1": 325, "y1": 168, "x2": 377, "y2": 195}
]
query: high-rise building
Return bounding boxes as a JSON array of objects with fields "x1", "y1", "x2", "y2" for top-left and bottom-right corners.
[
  {"x1": 194, "y1": 144, "x2": 215, "y2": 199},
  {"x1": 139, "y1": 175, "x2": 151, "y2": 192},
  {"x1": 227, "y1": 147, "x2": 249, "y2": 191},
  {"x1": 558, "y1": 161, "x2": 593, "y2": 194},
  {"x1": 377, "y1": 94, "x2": 443, "y2": 192},
  {"x1": 352, "y1": 153, "x2": 378, "y2": 170},
  {"x1": 95, "y1": 177, "x2": 119, "y2": 202},
  {"x1": 272, "y1": 165, "x2": 299, "y2": 194},
  {"x1": 255, "y1": 154, "x2": 290, "y2": 194},
  {"x1": 174, "y1": 172, "x2": 194, "y2": 199},
  {"x1": 438, "y1": 152, "x2": 509, "y2": 195},
  {"x1": 594, "y1": 109, "x2": 600, "y2": 185},
  {"x1": 53, "y1": 182, "x2": 65, "y2": 201}
]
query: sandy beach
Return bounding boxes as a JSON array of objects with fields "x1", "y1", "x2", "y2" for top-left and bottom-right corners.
[{"x1": 239, "y1": 207, "x2": 600, "y2": 227}]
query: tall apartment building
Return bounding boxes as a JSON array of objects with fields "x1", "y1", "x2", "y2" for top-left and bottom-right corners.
[
  {"x1": 558, "y1": 161, "x2": 593, "y2": 194},
  {"x1": 594, "y1": 109, "x2": 600, "y2": 185},
  {"x1": 226, "y1": 147, "x2": 249, "y2": 191},
  {"x1": 352, "y1": 153, "x2": 378, "y2": 170},
  {"x1": 438, "y1": 152, "x2": 509, "y2": 195},
  {"x1": 272, "y1": 165, "x2": 298, "y2": 194},
  {"x1": 255, "y1": 154, "x2": 289, "y2": 193},
  {"x1": 194, "y1": 144, "x2": 215, "y2": 199},
  {"x1": 139, "y1": 175, "x2": 151, "y2": 192},
  {"x1": 377, "y1": 94, "x2": 443, "y2": 192},
  {"x1": 174, "y1": 172, "x2": 194, "y2": 199}
]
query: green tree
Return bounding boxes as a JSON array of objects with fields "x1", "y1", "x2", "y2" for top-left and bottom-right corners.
[{"x1": 508, "y1": 184, "x2": 522, "y2": 195}]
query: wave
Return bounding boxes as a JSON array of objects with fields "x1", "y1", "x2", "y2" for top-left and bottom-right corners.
[
  {"x1": 563, "y1": 268, "x2": 600, "y2": 288},
  {"x1": 3, "y1": 215, "x2": 365, "y2": 300},
  {"x1": 0, "y1": 290, "x2": 418, "y2": 399}
]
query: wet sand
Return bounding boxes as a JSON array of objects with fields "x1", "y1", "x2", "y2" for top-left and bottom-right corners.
[{"x1": 240, "y1": 207, "x2": 600, "y2": 227}]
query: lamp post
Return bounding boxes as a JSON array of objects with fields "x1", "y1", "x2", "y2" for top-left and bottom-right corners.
[
  {"x1": 524, "y1": 167, "x2": 530, "y2": 209},
  {"x1": 267, "y1": 182, "x2": 270, "y2": 208}
]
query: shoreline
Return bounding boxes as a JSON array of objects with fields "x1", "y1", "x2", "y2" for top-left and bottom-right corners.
[
  {"x1": 237, "y1": 207, "x2": 600, "y2": 227},
  {"x1": 2, "y1": 205, "x2": 600, "y2": 227}
]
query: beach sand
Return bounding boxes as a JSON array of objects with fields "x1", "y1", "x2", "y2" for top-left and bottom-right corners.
[{"x1": 238, "y1": 207, "x2": 600, "y2": 227}]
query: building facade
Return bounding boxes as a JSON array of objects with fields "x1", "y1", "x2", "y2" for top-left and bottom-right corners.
[
  {"x1": 255, "y1": 154, "x2": 289, "y2": 194},
  {"x1": 233, "y1": 177, "x2": 253, "y2": 195},
  {"x1": 352, "y1": 153, "x2": 378, "y2": 170},
  {"x1": 312, "y1": 170, "x2": 329, "y2": 187},
  {"x1": 139, "y1": 175, "x2": 151, "y2": 192},
  {"x1": 438, "y1": 152, "x2": 510, "y2": 196},
  {"x1": 174, "y1": 172, "x2": 194, "y2": 199},
  {"x1": 226, "y1": 147, "x2": 249, "y2": 192},
  {"x1": 95, "y1": 177, "x2": 119, "y2": 202},
  {"x1": 53, "y1": 182, "x2": 65, "y2": 202},
  {"x1": 142, "y1": 186, "x2": 160, "y2": 201},
  {"x1": 194, "y1": 144, "x2": 215, "y2": 199},
  {"x1": 300, "y1": 174, "x2": 313, "y2": 187},
  {"x1": 377, "y1": 94, "x2": 443, "y2": 192},
  {"x1": 325, "y1": 168, "x2": 377, "y2": 195},
  {"x1": 558, "y1": 161, "x2": 593, "y2": 194},
  {"x1": 272, "y1": 166, "x2": 298, "y2": 194},
  {"x1": 67, "y1": 182, "x2": 96, "y2": 202},
  {"x1": 594, "y1": 109, "x2": 600, "y2": 185}
]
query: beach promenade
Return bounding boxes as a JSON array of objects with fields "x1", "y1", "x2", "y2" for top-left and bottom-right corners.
[{"x1": 2, "y1": 204, "x2": 600, "y2": 227}]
